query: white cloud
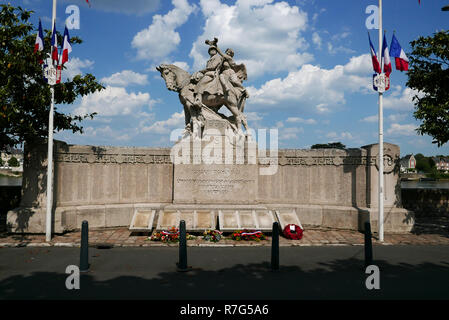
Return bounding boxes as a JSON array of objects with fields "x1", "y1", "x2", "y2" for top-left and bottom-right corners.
[
  {"x1": 82, "y1": 126, "x2": 132, "y2": 142},
  {"x1": 387, "y1": 113, "x2": 408, "y2": 122},
  {"x1": 190, "y1": 0, "x2": 312, "y2": 78},
  {"x1": 312, "y1": 32, "x2": 322, "y2": 49},
  {"x1": 101, "y1": 70, "x2": 148, "y2": 87},
  {"x1": 387, "y1": 123, "x2": 417, "y2": 136},
  {"x1": 279, "y1": 126, "x2": 304, "y2": 141},
  {"x1": 247, "y1": 54, "x2": 371, "y2": 112},
  {"x1": 343, "y1": 54, "x2": 372, "y2": 75},
  {"x1": 131, "y1": 0, "x2": 196, "y2": 61},
  {"x1": 61, "y1": 0, "x2": 160, "y2": 15},
  {"x1": 286, "y1": 117, "x2": 317, "y2": 124},
  {"x1": 326, "y1": 131, "x2": 354, "y2": 140},
  {"x1": 384, "y1": 87, "x2": 421, "y2": 111},
  {"x1": 141, "y1": 112, "x2": 185, "y2": 134},
  {"x1": 74, "y1": 86, "x2": 155, "y2": 116},
  {"x1": 361, "y1": 115, "x2": 378, "y2": 123},
  {"x1": 62, "y1": 57, "x2": 94, "y2": 81}
]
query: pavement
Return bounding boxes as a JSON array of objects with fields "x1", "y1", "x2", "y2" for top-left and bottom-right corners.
[
  {"x1": 0, "y1": 216, "x2": 448, "y2": 247},
  {"x1": 1, "y1": 245, "x2": 449, "y2": 300}
]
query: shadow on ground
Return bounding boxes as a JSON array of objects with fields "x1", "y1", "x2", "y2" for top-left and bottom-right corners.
[{"x1": 1, "y1": 257, "x2": 448, "y2": 300}]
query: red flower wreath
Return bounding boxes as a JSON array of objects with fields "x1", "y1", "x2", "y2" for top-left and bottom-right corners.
[{"x1": 283, "y1": 224, "x2": 304, "y2": 240}]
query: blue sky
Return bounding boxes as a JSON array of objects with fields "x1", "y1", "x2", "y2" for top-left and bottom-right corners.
[{"x1": 19, "y1": 0, "x2": 449, "y2": 156}]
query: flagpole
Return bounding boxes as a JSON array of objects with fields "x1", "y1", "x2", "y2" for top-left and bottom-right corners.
[
  {"x1": 378, "y1": 0, "x2": 384, "y2": 242},
  {"x1": 46, "y1": 0, "x2": 57, "y2": 242}
]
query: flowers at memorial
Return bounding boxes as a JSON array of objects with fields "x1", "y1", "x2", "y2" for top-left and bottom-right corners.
[
  {"x1": 282, "y1": 224, "x2": 304, "y2": 240},
  {"x1": 202, "y1": 230, "x2": 223, "y2": 242},
  {"x1": 149, "y1": 227, "x2": 196, "y2": 242},
  {"x1": 231, "y1": 229, "x2": 266, "y2": 241}
]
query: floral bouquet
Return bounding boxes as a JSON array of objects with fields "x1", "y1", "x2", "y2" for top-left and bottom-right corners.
[
  {"x1": 231, "y1": 229, "x2": 266, "y2": 241},
  {"x1": 150, "y1": 227, "x2": 180, "y2": 242},
  {"x1": 149, "y1": 227, "x2": 196, "y2": 242},
  {"x1": 203, "y1": 229, "x2": 223, "y2": 242}
]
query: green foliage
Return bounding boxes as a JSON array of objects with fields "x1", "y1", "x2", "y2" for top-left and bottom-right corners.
[
  {"x1": 0, "y1": 4, "x2": 104, "y2": 152},
  {"x1": 311, "y1": 142, "x2": 346, "y2": 150},
  {"x1": 7, "y1": 156, "x2": 19, "y2": 167},
  {"x1": 0, "y1": 158, "x2": 3, "y2": 166},
  {"x1": 407, "y1": 30, "x2": 449, "y2": 147}
]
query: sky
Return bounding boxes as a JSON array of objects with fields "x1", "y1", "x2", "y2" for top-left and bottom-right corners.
[{"x1": 16, "y1": 0, "x2": 449, "y2": 156}]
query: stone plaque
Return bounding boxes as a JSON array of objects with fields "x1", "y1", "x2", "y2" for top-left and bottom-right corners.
[
  {"x1": 156, "y1": 209, "x2": 216, "y2": 231},
  {"x1": 174, "y1": 164, "x2": 258, "y2": 204},
  {"x1": 218, "y1": 209, "x2": 275, "y2": 231},
  {"x1": 274, "y1": 209, "x2": 303, "y2": 230},
  {"x1": 129, "y1": 209, "x2": 156, "y2": 231}
]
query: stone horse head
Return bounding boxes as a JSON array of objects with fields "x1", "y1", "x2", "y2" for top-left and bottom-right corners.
[{"x1": 156, "y1": 64, "x2": 191, "y2": 93}]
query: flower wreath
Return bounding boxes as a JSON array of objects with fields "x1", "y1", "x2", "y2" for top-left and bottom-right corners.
[
  {"x1": 232, "y1": 229, "x2": 266, "y2": 241},
  {"x1": 283, "y1": 224, "x2": 304, "y2": 240}
]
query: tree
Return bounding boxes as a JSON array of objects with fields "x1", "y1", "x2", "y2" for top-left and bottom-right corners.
[
  {"x1": 311, "y1": 142, "x2": 346, "y2": 150},
  {"x1": 0, "y1": 4, "x2": 104, "y2": 152},
  {"x1": 7, "y1": 156, "x2": 19, "y2": 167},
  {"x1": 407, "y1": 30, "x2": 449, "y2": 147}
]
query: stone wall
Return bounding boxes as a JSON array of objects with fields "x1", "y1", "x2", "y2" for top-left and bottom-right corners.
[{"x1": 6, "y1": 140, "x2": 414, "y2": 233}]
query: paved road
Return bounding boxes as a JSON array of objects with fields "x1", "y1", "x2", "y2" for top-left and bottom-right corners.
[{"x1": 1, "y1": 245, "x2": 448, "y2": 300}]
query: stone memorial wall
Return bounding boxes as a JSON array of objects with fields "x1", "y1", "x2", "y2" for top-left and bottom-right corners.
[{"x1": 7, "y1": 140, "x2": 414, "y2": 233}]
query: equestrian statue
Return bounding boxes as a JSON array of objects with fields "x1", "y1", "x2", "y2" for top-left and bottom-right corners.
[{"x1": 157, "y1": 38, "x2": 250, "y2": 138}]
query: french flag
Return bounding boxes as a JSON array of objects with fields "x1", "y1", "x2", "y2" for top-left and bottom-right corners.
[
  {"x1": 382, "y1": 33, "x2": 392, "y2": 76},
  {"x1": 60, "y1": 26, "x2": 72, "y2": 66},
  {"x1": 51, "y1": 22, "x2": 59, "y2": 64},
  {"x1": 368, "y1": 33, "x2": 381, "y2": 74},
  {"x1": 34, "y1": 19, "x2": 44, "y2": 64},
  {"x1": 390, "y1": 34, "x2": 409, "y2": 71}
]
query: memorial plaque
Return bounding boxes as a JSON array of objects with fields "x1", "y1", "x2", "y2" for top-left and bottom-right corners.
[
  {"x1": 219, "y1": 210, "x2": 239, "y2": 230},
  {"x1": 156, "y1": 210, "x2": 179, "y2": 230},
  {"x1": 156, "y1": 209, "x2": 216, "y2": 231},
  {"x1": 238, "y1": 210, "x2": 257, "y2": 228},
  {"x1": 275, "y1": 209, "x2": 303, "y2": 230},
  {"x1": 174, "y1": 164, "x2": 258, "y2": 204},
  {"x1": 255, "y1": 210, "x2": 276, "y2": 230},
  {"x1": 129, "y1": 209, "x2": 156, "y2": 231}
]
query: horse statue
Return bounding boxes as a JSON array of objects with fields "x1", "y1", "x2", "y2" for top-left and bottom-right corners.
[{"x1": 156, "y1": 43, "x2": 249, "y2": 138}]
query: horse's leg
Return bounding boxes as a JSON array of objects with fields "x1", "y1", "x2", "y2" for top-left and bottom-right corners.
[{"x1": 225, "y1": 95, "x2": 244, "y2": 132}]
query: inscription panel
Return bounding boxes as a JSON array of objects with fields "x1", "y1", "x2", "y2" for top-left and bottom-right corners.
[{"x1": 174, "y1": 164, "x2": 258, "y2": 203}]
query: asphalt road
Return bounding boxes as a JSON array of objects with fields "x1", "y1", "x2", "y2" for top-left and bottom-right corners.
[{"x1": 0, "y1": 245, "x2": 448, "y2": 300}]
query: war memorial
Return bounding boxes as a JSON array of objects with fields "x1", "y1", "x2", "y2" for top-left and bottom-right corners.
[{"x1": 7, "y1": 38, "x2": 414, "y2": 235}]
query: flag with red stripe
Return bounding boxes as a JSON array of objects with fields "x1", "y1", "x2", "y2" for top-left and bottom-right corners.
[
  {"x1": 34, "y1": 19, "x2": 44, "y2": 64},
  {"x1": 51, "y1": 22, "x2": 59, "y2": 64},
  {"x1": 368, "y1": 33, "x2": 381, "y2": 74},
  {"x1": 60, "y1": 26, "x2": 72, "y2": 66}
]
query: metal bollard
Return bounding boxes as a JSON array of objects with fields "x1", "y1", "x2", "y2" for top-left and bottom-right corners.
[
  {"x1": 364, "y1": 221, "x2": 373, "y2": 267},
  {"x1": 177, "y1": 220, "x2": 188, "y2": 272},
  {"x1": 271, "y1": 222, "x2": 280, "y2": 271},
  {"x1": 80, "y1": 220, "x2": 89, "y2": 272}
]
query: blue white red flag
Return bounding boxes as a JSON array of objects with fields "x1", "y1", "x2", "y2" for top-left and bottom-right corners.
[
  {"x1": 34, "y1": 19, "x2": 44, "y2": 64},
  {"x1": 368, "y1": 33, "x2": 381, "y2": 74},
  {"x1": 382, "y1": 33, "x2": 392, "y2": 76},
  {"x1": 51, "y1": 22, "x2": 59, "y2": 64},
  {"x1": 389, "y1": 34, "x2": 409, "y2": 71},
  {"x1": 60, "y1": 26, "x2": 72, "y2": 66}
]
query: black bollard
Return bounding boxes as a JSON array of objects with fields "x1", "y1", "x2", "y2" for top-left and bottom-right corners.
[
  {"x1": 80, "y1": 220, "x2": 89, "y2": 272},
  {"x1": 271, "y1": 222, "x2": 280, "y2": 271},
  {"x1": 364, "y1": 221, "x2": 373, "y2": 267},
  {"x1": 177, "y1": 220, "x2": 188, "y2": 272}
]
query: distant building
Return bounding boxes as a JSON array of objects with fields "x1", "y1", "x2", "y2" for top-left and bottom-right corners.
[
  {"x1": 432, "y1": 156, "x2": 449, "y2": 173},
  {"x1": 0, "y1": 148, "x2": 24, "y2": 172},
  {"x1": 400, "y1": 154, "x2": 416, "y2": 173}
]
